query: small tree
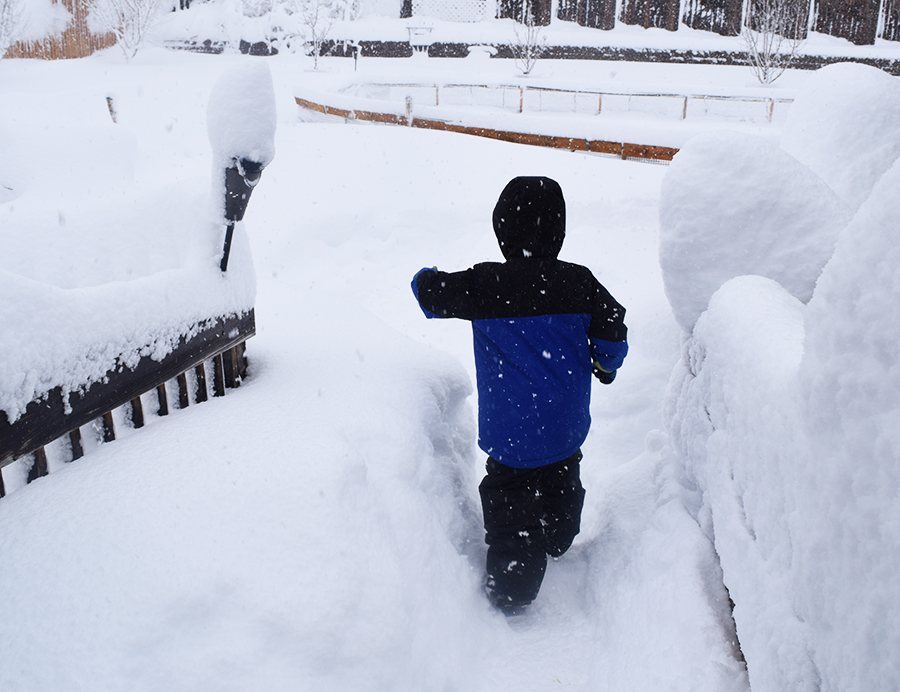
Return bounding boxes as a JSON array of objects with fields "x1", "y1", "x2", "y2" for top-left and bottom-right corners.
[
  {"x1": 0, "y1": 0, "x2": 25, "y2": 60},
  {"x1": 88, "y1": 0, "x2": 165, "y2": 60},
  {"x1": 300, "y1": 0, "x2": 335, "y2": 68},
  {"x1": 297, "y1": 0, "x2": 352, "y2": 68},
  {"x1": 740, "y1": 0, "x2": 806, "y2": 84},
  {"x1": 511, "y1": 8, "x2": 547, "y2": 76}
]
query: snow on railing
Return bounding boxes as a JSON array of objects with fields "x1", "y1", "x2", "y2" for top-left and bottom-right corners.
[{"x1": 0, "y1": 313, "x2": 256, "y2": 498}]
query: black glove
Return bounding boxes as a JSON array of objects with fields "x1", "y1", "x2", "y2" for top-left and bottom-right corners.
[{"x1": 592, "y1": 363, "x2": 616, "y2": 384}]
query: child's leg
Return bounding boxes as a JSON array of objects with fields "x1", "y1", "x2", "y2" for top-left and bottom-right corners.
[
  {"x1": 478, "y1": 458, "x2": 547, "y2": 609},
  {"x1": 538, "y1": 450, "x2": 586, "y2": 558}
]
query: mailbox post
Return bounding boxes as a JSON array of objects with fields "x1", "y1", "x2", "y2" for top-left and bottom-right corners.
[{"x1": 220, "y1": 157, "x2": 266, "y2": 272}]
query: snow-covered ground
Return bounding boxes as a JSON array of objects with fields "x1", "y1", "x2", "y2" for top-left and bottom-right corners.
[{"x1": 1, "y1": 21, "x2": 899, "y2": 692}]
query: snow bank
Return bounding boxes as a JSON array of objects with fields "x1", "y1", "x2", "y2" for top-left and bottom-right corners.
[
  {"x1": 664, "y1": 65, "x2": 900, "y2": 692},
  {"x1": 659, "y1": 130, "x2": 849, "y2": 332},
  {"x1": 780, "y1": 63, "x2": 900, "y2": 213}
]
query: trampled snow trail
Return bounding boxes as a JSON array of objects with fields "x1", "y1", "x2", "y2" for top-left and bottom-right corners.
[{"x1": 1, "y1": 52, "x2": 748, "y2": 691}]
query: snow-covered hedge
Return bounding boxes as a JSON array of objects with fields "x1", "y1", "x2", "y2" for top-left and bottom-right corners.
[{"x1": 661, "y1": 63, "x2": 900, "y2": 691}]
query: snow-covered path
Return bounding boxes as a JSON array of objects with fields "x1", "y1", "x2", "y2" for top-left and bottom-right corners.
[{"x1": 1, "y1": 51, "x2": 749, "y2": 690}]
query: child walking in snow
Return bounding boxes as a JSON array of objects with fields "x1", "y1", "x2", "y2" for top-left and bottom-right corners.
[{"x1": 411, "y1": 177, "x2": 628, "y2": 613}]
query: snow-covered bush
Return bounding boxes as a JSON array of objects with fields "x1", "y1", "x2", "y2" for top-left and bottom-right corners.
[
  {"x1": 658, "y1": 130, "x2": 849, "y2": 333},
  {"x1": 780, "y1": 62, "x2": 900, "y2": 213},
  {"x1": 664, "y1": 275, "x2": 814, "y2": 691},
  {"x1": 794, "y1": 159, "x2": 900, "y2": 692},
  {"x1": 663, "y1": 63, "x2": 900, "y2": 691}
]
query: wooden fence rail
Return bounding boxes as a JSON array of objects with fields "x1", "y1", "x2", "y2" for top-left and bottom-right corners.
[{"x1": 0, "y1": 310, "x2": 255, "y2": 498}]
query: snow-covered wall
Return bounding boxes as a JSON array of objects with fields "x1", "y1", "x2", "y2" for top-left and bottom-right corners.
[{"x1": 661, "y1": 63, "x2": 900, "y2": 691}]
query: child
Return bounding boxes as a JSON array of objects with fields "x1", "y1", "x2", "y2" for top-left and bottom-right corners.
[{"x1": 411, "y1": 176, "x2": 628, "y2": 613}]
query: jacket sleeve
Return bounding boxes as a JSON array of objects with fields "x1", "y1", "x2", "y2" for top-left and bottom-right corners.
[
  {"x1": 589, "y1": 281, "x2": 628, "y2": 373},
  {"x1": 411, "y1": 266, "x2": 480, "y2": 321}
]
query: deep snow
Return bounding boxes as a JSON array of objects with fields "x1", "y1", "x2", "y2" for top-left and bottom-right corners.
[{"x1": 1, "y1": 17, "x2": 899, "y2": 692}]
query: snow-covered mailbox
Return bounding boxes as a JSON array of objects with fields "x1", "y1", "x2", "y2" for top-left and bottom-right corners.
[{"x1": 0, "y1": 64, "x2": 276, "y2": 498}]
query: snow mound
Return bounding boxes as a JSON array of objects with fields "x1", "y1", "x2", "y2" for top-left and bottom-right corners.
[
  {"x1": 795, "y1": 158, "x2": 900, "y2": 692},
  {"x1": 659, "y1": 130, "x2": 850, "y2": 332},
  {"x1": 206, "y1": 61, "x2": 277, "y2": 172},
  {"x1": 780, "y1": 63, "x2": 900, "y2": 212}
]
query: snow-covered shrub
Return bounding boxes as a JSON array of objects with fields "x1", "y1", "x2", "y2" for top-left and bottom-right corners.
[
  {"x1": 658, "y1": 130, "x2": 850, "y2": 333},
  {"x1": 664, "y1": 275, "x2": 815, "y2": 692},
  {"x1": 794, "y1": 158, "x2": 900, "y2": 692},
  {"x1": 664, "y1": 64, "x2": 900, "y2": 692},
  {"x1": 780, "y1": 62, "x2": 900, "y2": 213},
  {"x1": 242, "y1": 0, "x2": 273, "y2": 15}
]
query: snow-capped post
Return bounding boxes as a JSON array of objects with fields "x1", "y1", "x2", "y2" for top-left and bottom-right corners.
[{"x1": 206, "y1": 62, "x2": 277, "y2": 272}]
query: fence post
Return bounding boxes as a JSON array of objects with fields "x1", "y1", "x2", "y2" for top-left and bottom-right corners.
[
  {"x1": 213, "y1": 354, "x2": 226, "y2": 397},
  {"x1": 195, "y1": 363, "x2": 209, "y2": 403},
  {"x1": 69, "y1": 429, "x2": 84, "y2": 461},
  {"x1": 101, "y1": 411, "x2": 116, "y2": 442},
  {"x1": 130, "y1": 396, "x2": 145, "y2": 429},
  {"x1": 156, "y1": 384, "x2": 169, "y2": 416},
  {"x1": 177, "y1": 373, "x2": 191, "y2": 409},
  {"x1": 27, "y1": 447, "x2": 49, "y2": 483}
]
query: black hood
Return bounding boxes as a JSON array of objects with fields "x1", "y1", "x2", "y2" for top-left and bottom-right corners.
[{"x1": 492, "y1": 177, "x2": 566, "y2": 260}]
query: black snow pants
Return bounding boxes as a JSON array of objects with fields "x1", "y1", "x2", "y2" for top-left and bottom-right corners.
[{"x1": 478, "y1": 449, "x2": 586, "y2": 610}]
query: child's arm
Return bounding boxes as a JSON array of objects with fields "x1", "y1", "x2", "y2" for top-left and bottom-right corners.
[
  {"x1": 411, "y1": 266, "x2": 480, "y2": 320},
  {"x1": 589, "y1": 281, "x2": 628, "y2": 383}
]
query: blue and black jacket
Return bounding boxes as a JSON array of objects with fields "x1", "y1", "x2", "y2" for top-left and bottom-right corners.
[{"x1": 412, "y1": 177, "x2": 628, "y2": 469}]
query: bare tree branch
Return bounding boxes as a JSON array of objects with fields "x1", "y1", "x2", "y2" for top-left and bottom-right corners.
[
  {"x1": 511, "y1": 7, "x2": 547, "y2": 76},
  {"x1": 88, "y1": 0, "x2": 164, "y2": 60},
  {"x1": 740, "y1": 0, "x2": 806, "y2": 84}
]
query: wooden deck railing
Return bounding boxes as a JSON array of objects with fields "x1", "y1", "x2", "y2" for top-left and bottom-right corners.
[{"x1": 0, "y1": 310, "x2": 255, "y2": 497}]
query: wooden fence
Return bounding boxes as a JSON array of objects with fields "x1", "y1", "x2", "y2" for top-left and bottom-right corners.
[
  {"x1": 536, "y1": 0, "x2": 900, "y2": 44},
  {"x1": 296, "y1": 92, "x2": 681, "y2": 162},
  {"x1": 4, "y1": 0, "x2": 115, "y2": 60},
  {"x1": 0, "y1": 311, "x2": 255, "y2": 498}
]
